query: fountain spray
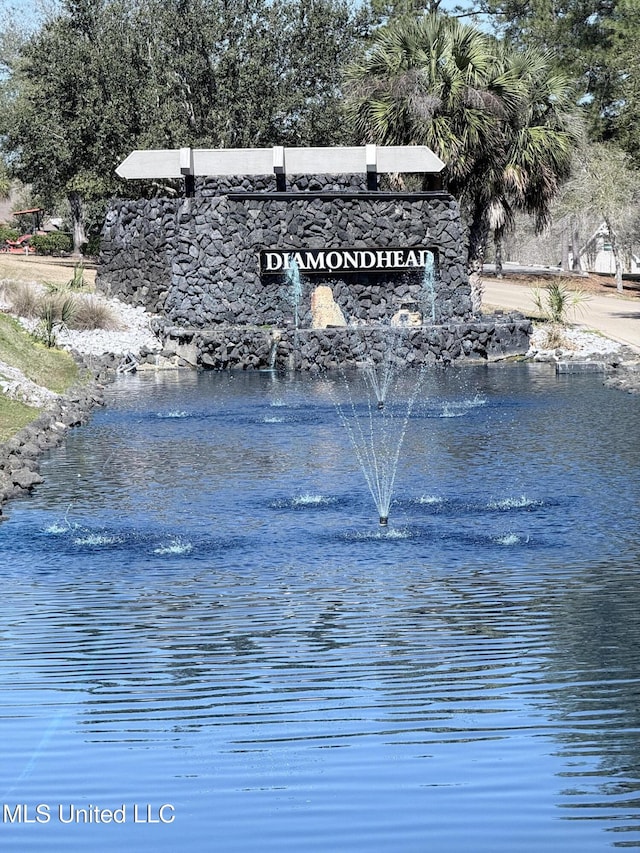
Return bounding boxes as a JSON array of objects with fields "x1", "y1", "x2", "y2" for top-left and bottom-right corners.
[
  {"x1": 332, "y1": 358, "x2": 425, "y2": 527},
  {"x1": 362, "y1": 348, "x2": 397, "y2": 411},
  {"x1": 285, "y1": 257, "x2": 303, "y2": 331},
  {"x1": 421, "y1": 252, "x2": 437, "y2": 324}
]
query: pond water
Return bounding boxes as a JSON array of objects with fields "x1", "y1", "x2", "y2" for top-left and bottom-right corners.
[{"x1": 1, "y1": 364, "x2": 640, "y2": 852}]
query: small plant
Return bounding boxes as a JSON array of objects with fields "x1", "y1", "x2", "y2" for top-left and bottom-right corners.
[
  {"x1": 67, "y1": 263, "x2": 86, "y2": 290},
  {"x1": 44, "y1": 264, "x2": 87, "y2": 295},
  {"x1": 531, "y1": 279, "x2": 589, "y2": 324},
  {"x1": 531, "y1": 279, "x2": 590, "y2": 349},
  {"x1": 33, "y1": 296, "x2": 76, "y2": 348}
]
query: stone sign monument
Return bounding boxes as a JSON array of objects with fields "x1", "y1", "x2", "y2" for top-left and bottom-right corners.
[{"x1": 97, "y1": 145, "x2": 530, "y2": 369}]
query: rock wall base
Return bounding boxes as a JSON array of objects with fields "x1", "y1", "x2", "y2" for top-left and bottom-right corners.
[{"x1": 155, "y1": 315, "x2": 532, "y2": 371}]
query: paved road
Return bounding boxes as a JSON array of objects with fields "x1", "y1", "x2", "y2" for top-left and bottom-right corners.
[{"x1": 483, "y1": 278, "x2": 640, "y2": 353}]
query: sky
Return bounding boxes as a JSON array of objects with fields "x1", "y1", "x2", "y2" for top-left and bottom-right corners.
[{"x1": 1, "y1": 0, "x2": 50, "y2": 32}]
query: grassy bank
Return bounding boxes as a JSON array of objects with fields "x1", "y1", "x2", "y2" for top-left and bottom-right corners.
[
  {"x1": 0, "y1": 397, "x2": 40, "y2": 442},
  {"x1": 0, "y1": 313, "x2": 78, "y2": 393},
  {"x1": 0, "y1": 266, "x2": 82, "y2": 440}
]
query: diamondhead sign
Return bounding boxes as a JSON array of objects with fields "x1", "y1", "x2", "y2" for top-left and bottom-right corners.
[{"x1": 260, "y1": 247, "x2": 435, "y2": 274}]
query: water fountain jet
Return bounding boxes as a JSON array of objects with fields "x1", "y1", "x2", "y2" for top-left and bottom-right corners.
[
  {"x1": 285, "y1": 257, "x2": 303, "y2": 331},
  {"x1": 362, "y1": 342, "x2": 403, "y2": 410},
  {"x1": 330, "y1": 358, "x2": 425, "y2": 527},
  {"x1": 421, "y1": 252, "x2": 437, "y2": 324}
]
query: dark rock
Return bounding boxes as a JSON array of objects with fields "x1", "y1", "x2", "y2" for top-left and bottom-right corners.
[
  {"x1": 97, "y1": 180, "x2": 474, "y2": 331},
  {"x1": 12, "y1": 468, "x2": 45, "y2": 490}
]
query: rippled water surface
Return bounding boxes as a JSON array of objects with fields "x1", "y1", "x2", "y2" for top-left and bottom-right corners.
[{"x1": 1, "y1": 364, "x2": 640, "y2": 852}]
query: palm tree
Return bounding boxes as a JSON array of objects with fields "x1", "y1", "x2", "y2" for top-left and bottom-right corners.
[
  {"x1": 347, "y1": 16, "x2": 515, "y2": 190},
  {"x1": 478, "y1": 47, "x2": 581, "y2": 276},
  {"x1": 346, "y1": 14, "x2": 581, "y2": 289}
]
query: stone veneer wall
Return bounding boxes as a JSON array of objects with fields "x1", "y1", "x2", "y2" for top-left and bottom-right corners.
[
  {"x1": 156, "y1": 318, "x2": 532, "y2": 370},
  {"x1": 97, "y1": 175, "x2": 472, "y2": 329}
]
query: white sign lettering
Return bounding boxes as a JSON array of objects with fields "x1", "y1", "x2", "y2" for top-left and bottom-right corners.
[{"x1": 260, "y1": 247, "x2": 435, "y2": 274}]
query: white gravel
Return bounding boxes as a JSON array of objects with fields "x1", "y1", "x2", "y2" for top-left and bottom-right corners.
[
  {"x1": 527, "y1": 324, "x2": 623, "y2": 361},
  {"x1": 15, "y1": 294, "x2": 162, "y2": 358},
  {"x1": 55, "y1": 297, "x2": 162, "y2": 357}
]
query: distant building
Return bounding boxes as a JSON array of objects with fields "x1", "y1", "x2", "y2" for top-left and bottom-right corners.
[{"x1": 576, "y1": 224, "x2": 640, "y2": 274}]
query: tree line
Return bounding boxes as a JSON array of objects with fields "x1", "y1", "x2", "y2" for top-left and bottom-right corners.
[{"x1": 0, "y1": 0, "x2": 638, "y2": 287}]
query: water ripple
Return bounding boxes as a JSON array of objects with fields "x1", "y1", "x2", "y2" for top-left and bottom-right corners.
[{"x1": 0, "y1": 368, "x2": 639, "y2": 852}]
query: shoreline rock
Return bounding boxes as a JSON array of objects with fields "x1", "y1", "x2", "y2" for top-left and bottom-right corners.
[
  {"x1": 524, "y1": 323, "x2": 640, "y2": 392},
  {"x1": 0, "y1": 356, "x2": 114, "y2": 516},
  {"x1": 604, "y1": 361, "x2": 640, "y2": 394},
  {"x1": 0, "y1": 289, "x2": 174, "y2": 518}
]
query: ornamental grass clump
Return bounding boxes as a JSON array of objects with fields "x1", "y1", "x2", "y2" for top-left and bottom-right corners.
[
  {"x1": 2, "y1": 281, "x2": 42, "y2": 318},
  {"x1": 69, "y1": 294, "x2": 120, "y2": 331},
  {"x1": 2, "y1": 280, "x2": 119, "y2": 344},
  {"x1": 44, "y1": 263, "x2": 88, "y2": 294}
]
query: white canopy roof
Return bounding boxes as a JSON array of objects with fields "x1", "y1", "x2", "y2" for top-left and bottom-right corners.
[{"x1": 115, "y1": 145, "x2": 445, "y2": 180}]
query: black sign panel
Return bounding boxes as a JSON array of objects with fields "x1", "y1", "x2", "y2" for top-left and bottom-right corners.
[{"x1": 260, "y1": 247, "x2": 435, "y2": 274}]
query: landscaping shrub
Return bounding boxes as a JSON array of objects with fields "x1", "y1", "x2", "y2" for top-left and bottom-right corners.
[
  {"x1": 44, "y1": 264, "x2": 87, "y2": 294},
  {"x1": 82, "y1": 234, "x2": 101, "y2": 256},
  {"x1": 0, "y1": 225, "x2": 20, "y2": 244},
  {"x1": 531, "y1": 279, "x2": 589, "y2": 325},
  {"x1": 34, "y1": 296, "x2": 77, "y2": 348},
  {"x1": 531, "y1": 279, "x2": 590, "y2": 350},
  {"x1": 66, "y1": 263, "x2": 86, "y2": 290},
  {"x1": 29, "y1": 232, "x2": 73, "y2": 256}
]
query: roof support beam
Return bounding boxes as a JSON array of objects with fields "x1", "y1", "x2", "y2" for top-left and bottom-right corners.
[
  {"x1": 365, "y1": 144, "x2": 378, "y2": 192},
  {"x1": 273, "y1": 146, "x2": 286, "y2": 192}
]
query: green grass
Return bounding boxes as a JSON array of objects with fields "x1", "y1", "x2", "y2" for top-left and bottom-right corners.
[
  {"x1": 0, "y1": 396, "x2": 40, "y2": 442},
  {"x1": 0, "y1": 313, "x2": 78, "y2": 394}
]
